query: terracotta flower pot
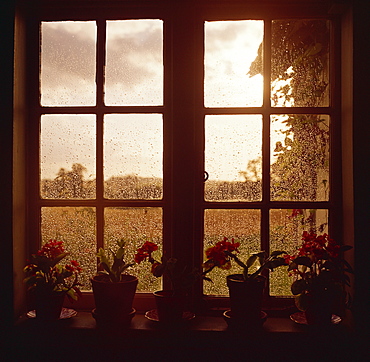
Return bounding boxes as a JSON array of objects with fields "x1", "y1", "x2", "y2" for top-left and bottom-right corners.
[
  {"x1": 226, "y1": 274, "x2": 266, "y2": 326},
  {"x1": 91, "y1": 274, "x2": 138, "y2": 325},
  {"x1": 153, "y1": 290, "x2": 186, "y2": 323}
]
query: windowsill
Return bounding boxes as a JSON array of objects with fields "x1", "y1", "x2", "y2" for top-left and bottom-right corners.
[
  {"x1": 15, "y1": 311, "x2": 308, "y2": 333},
  {"x1": 10, "y1": 310, "x2": 358, "y2": 360}
]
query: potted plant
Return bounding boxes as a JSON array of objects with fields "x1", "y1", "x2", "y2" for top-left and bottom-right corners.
[
  {"x1": 91, "y1": 239, "x2": 138, "y2": 327},
  {"x1": 135, "y1": 241, "x2": 199, "y2": 323},
  {"x1": 203, "y1": 237, "x2": 287, "y2": 327},
  {"x1": 284, "y1": 231, "x2": 353, "y2": 325},
  {"x1": 23, "y1": 239, "x2": 82, "y2": 321}
]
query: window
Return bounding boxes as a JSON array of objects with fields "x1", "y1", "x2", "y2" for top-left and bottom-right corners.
[{"x1": 25, "y1": 1, "x2": 342, "y2": 310}]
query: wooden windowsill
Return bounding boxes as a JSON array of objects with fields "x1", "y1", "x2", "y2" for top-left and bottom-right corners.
[
  {"x1": 9, "y1": 310, "x2": 358, "y2": 360},
  {"x1": 15, "y1": 311, "x2": 308, "y2": 332}
]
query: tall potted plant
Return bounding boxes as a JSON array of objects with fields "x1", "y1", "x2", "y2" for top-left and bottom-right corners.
[
  {"x1": 203, "y1": 237, "x2": 287, "y2": 327},
  {"x1": 91, "y1": 239, "x2": 138, "y2": 327},
  {"x1": 135, "y1": 241, "x2": 199, "y2": 323},
  {"x1": 285, "y1": 231, "x2": 353, "y2": 325},
  {"x1": 23, "y1": 239, "x2": 82, "y2": 321}
]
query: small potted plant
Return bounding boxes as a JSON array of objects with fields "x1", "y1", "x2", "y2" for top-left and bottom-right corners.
[
  {"x1": 91, "y1": 239, "x2": 138, "y2": 327},
  {"x1": 203, "y1": 237, "x2": 287, "y2": 327},
  {"x1": 285, "y1": 231, "x2": 353, "y2": 325},
  {"x1": 23, "y1": 239, "x2": 82, "y2": 321},
  {"x1": 135, "y1": 241, "x2": 199, "y2": 323}
]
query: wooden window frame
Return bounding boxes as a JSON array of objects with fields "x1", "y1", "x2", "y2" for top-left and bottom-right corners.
[{"x1": 21, "y1": 0, "x2": 343, "y2": 312}]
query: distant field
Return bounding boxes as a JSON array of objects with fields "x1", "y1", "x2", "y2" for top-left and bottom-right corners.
[{"x1": 41, "y1": 207, "x2": 327, "y2": 296}]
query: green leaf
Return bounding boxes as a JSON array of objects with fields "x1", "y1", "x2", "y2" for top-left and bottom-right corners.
[
  {"x1": 340, "y1": 245, "x2": 353, "y2": 252},
  {"x1": 152, "y1": 263, "x2": 166, "y2": 278},
  {"x1": 97, "y1": 270, "x2": 109, "y2": 276},
  {"x1": 121, "y1": 263, "x2": 134, "y2": 272},
  {"x1": 117, "y1": 239, "x2": 125, "y2": 248},
  {"x1": 291, "y1": 279, "x2": 307, "y2": 295},
  {"x1": 293, "y1": 256, "x2": 312, "y2": 267},
  {"x1": 322, "y1": 260, "x2": 335, "y2": 270},
  {"x1": 111, "y1": 258, "x2": 123, "y2": 273},
  {"x1": 115, "y1": 247, "x2": 125, "y2": 261},
  {"x1": 100, "y1": 262, "x2": 111, "y2": 274},
  {"x1": 23, "y1": 275, "x2": 37, "y2": 286},
  {"x1": 270, "y1": 250, "x2": 287, "y2": 257},
  {"x1": 253, "y1": 251, "x2": 266, "y2": 258},
  {"x1": 67, "y1": 289, "x2": 78, "y2": 301},
  {"x1": 342, "y1": 273, "x2": 351, "y2": 287},
  {"x1": 268, "y1": 257, "x2": 287, "y2": 270},
  {"x1": 246, "y1": 255, "x2": 258, "y2": 268},
  {"x1": 341, "y1": 259, "x2": 354, "y2": 273},
  {"x1": 50, "y1": 252, "x2": 68, "y2": 267},
  {"x1": 97, "y1": 248, "x2": 110, "y2": 267}
]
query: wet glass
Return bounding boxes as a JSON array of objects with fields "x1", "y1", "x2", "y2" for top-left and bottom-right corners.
[
  {"x1": 40, "y1": 115, "x2": 96, "y2": 199},
  {"x1": 204, "y1": 20, "x2": 264, "y2": 107},
  {"x1": 270, "y1": 114, "x2": 330, "y2": 201},
  {"x1": 104, "y1": 114, "x2": 163, "y2": 199},
  {"x1": 269, "y1": 208, "x2": 329, "y2": 296},
  {"x1": 40, "y1": 21, "x2": 96, "y2": 106},
  {"x1": 271, "y1": 19, "x2": 330, "y2": 107},
  {"x1": 104, "y1": 207, "x2": 163, "y2": 292},
  {"x1": 41, "y1": 207, "x2": 97, "y2": 290},
  {"x1": 105, "y1": 20, "x2": 163, "y2": 106},
  {"x1": 205, "y1": 115, "x2": 262, "y2": 201},
  {"x1": 203, "y1": 209, "x2": 261, "y2": 295}
]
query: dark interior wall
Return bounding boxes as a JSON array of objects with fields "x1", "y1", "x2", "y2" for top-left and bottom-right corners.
[
  {"x1": 352, "y1": 0, "x2": 370, "y2": 336},
  {"x1": 0, "y1": 0, "x2": 16, "y2": 335},
  {"x1": 0, "y1": 0, "x2": 369, "y2": 348}
]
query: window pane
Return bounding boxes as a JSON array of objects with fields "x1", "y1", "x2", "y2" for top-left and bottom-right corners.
[
  {"x1": 41, "y1": 21, "x2": 96, "y2": 106},
  {"x1": 270, "y1": 114, "x2": 330, "y2": 201},
  {"x1": 203, "y1": 209, "x2": 261, "y2": 295},
  {"x1": 269, "y1": 209, "x2": 329, "y2": 296},
  {"x1": 271, "y1": 19, "x2": 330, "y2": 107},
  {"x1": 204, "y1": 20, "x2": 263, "y2": 107},
  {"x1": 205, "y1": 115, "x2": 262, "y2": 201},
  {"x1": 104, "y1": 207, "x2": 162, "y2": 292},
  {"x1": 40, "y1": 115, "x2": 96, "y2": 199},
  {"x1": 104, "y1": 114, "x2": 163, "y2": 199},
  {"x1": 105, "y1": 20, "x2": 163, "y2": 106},
  {"x1": 41, "y1": 207, "x2": 97, "y2": 291}
]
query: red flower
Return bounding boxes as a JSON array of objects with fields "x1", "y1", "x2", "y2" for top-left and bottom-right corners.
[
  {"x1": 141, "y1": 241, "x2": 158, "y2": 253},
  {"x1": 134, "y1": 250, "x2": 147, "y2": 264},
  {"x1": 135, "y1": 241, "x2": 159, "y2": 264},
  {"x1": 289, "y1": 209, "x2": 303, "y2": 218},
  {"x1": 71, "y1": 260, "x2": 80, "y2": 267},
  {"x1": 284, "y1": 254, "x2": 294, "y2": 265},
  {"x1": 24, "y1": 240, "x2": 82, "y2": 301},
  {"x1": 37, "y1": 239, "x2": 65, "y2": 259},
  {"x1": 205, "y1": 237, "x2": 240, "y2": 267}
]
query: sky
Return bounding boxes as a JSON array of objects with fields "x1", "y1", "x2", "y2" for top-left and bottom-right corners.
[{"x1": 40, "y1": 20, "x2": 286, "y2": 182}]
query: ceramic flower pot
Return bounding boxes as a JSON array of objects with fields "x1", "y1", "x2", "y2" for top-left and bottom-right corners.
[
  {"x1": 91, "y1": 274, "x2": 138, "y2": 325},
  {"x1": 301, "y1": 291, "x2": 333, "y2": 325},
  {"x1": 153, "y1": 290, "x2": 186, "y2": 323},
  {"x1": 33, "y1": 290, "x2": 65, "y2": 321},
  {"x1": 226, "y1": 274, "x2": 266, "y2": 326}
]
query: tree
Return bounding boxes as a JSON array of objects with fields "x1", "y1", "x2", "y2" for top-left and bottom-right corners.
[
  {"x1": 247, "y1": 19, "x2": 331, "y2": 232},
  {"x1": 51, "y1": 163, "x2": 87, "y2": 198}
]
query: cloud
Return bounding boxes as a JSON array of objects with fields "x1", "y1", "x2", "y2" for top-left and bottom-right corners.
[
  {"x1": 105, "y1": 20, "x2": 163, "y2": 105},
  {"x1": 41, "y1": 20, "x2": 163, "y2": 106}
]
